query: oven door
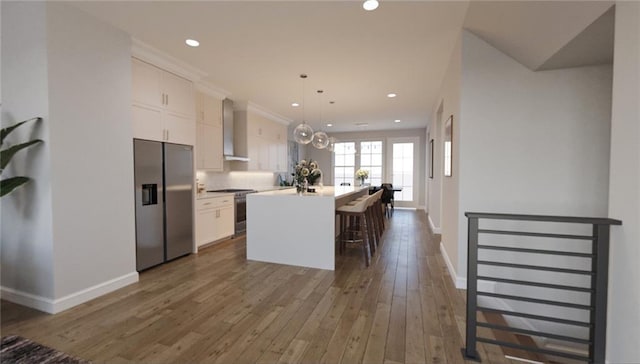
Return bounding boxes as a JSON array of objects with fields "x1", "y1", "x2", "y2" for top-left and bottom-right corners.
[{"x1": 235, "y1": 196, "x2": 247, "y2": 235}]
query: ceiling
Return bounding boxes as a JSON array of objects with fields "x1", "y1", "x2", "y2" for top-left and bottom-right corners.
[{"x1": 68, "y1": 1, "x2": 613, "y2": 133}]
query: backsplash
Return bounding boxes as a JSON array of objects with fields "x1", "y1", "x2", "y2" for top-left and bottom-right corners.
[{"x1": 197, "y1": 171, "x2": 286, "y2": 190}]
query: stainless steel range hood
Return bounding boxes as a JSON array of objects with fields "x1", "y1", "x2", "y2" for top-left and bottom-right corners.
[{"x1": 223, "y1": 98, "x2": 249, "y2": 162}]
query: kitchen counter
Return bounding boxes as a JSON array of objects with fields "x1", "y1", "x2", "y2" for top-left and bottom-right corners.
[
  {"x1": 246, "y1": 186, "x2": 369, "y2": 270},
  {"x1": 196, "y1": 191, "x2": 235, "y2": 200}
]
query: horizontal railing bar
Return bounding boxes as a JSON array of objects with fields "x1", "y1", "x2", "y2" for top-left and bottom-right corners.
[
  {"x1": 478, "y1": 244, "x2": 594, "y2": 258},
  {"x1": 477, "y1": 260, "x2": 594, "y2": 275},
  {"x1": 477, "y1": 337, "x2": 590, "y2": 361},
  {"x1": 477, "y1": 322, "x2": 591, "y2": 344},
  {"x1": 465, "y1": 212, "x2": 622, "y2": 225},
  {"x1": 477, "y1": 307, "x2": 592, "y2": 327},
  {"x1": 477, "y1": 276, "x2": 593, "y2": 292},
  {"x1": 477, "y1": 229, "x2": 594, "y2": 240},
  {"x1": 477, "y1": 291, "x2": 593, "y2": 310}
]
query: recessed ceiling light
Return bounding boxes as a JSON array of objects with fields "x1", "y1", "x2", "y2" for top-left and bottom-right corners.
[
  {"x1": 394, "y1": 119, "x2": 401, "y2": 123},
  {"x1": 185, "y1": 39, "x2": 200, "y2": 47},
  {"x1": 363, "y1": 0, "x2": 379, "y2": 11},
  {"x1": 291, "y1": 102, "x2": 300, "y2": 107},
  {"x1": 387, "y1": 93, "x2": 397, "y2": 98},
  {"x1": 356, "y1": 122, "x2": 369, "y2": 127},
  {"x1": 327, "y1": 123, "x2": 333, "y2": 127}
]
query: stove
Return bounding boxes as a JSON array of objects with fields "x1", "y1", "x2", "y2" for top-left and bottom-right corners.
[{"x1": 206, "y1": 189, "x2": 257, "y2": 235}]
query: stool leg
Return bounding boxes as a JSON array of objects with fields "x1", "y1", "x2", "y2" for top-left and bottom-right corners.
[{"x1": 360, "y1": 215, "x2": 370, "y2": 267}]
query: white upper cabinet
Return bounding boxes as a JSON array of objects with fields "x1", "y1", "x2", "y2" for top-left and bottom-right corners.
[
  {"x1": 196, "y1": 92, "x2": 222, "y2": 127},
  {"x1": 131, "y1": 57, "x2": 196, "y2": 145},
  {"x1": 234, "y1": 110, "x2": 288, "y2": 172},
  {"x1": 195, "y1": 91, "x2": 223, "y2": 171},
  {"x1": 132, "y1": 59, "x2": 163, "y2": 109},
  {"x1": 162, "y1": 70, "x2": 195, "y2": 118}
]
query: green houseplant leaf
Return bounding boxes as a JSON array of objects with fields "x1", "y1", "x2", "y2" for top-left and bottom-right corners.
[
  {"x1": 1, "y1": 117, "x2": 41, "y2": 147},
  {"x1": 1, "y1": 117, "x2": 43, "y2": 197},
  {"x1": 0, "y1": 176, "x2": 30, "y2": 197},
  {"x1": 1, "y1": 139, "x2": 43, "y2": 170}
]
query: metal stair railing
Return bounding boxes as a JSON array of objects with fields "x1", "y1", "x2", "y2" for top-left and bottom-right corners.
[{"x1": 462, "y1": 212, "x2": 622, "y2": 363}]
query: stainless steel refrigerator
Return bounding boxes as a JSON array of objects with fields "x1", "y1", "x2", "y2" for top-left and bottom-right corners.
[{"x1": 134, "y1": 139, "x2": 193, "y2": 271}]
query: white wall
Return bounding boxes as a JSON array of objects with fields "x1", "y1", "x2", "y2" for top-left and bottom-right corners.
[
  {"x1": 430, "y1": 33, "x2": 462, "y2": 264},
  {"x1": 455, "y1": 31, "x2": 612, "y2": 281},
  {"x1": 1, "y1": 1, "x2": 56, "y2": 303},
  {"x1": 1, "y1": 2, "x2": 138, "y2": 313},
  {"x1": 606, "y1": 2, "x2": 640, "y2": 362},
  {"x1": 46, "y1": 3, "x2": 137, "y2": 301}
]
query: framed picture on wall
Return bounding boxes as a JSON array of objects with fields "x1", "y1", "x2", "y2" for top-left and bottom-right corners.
[
  {"x1": 429, "y1": 139, "x2": 434, "y2": 179},
  {"x1": 444, "y1": 115, "x2": 453, "y2": 177}
]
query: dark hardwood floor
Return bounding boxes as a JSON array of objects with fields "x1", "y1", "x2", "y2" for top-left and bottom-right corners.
[{"x1": 1, "y1": 210, "x2": 512, "y2": 363}]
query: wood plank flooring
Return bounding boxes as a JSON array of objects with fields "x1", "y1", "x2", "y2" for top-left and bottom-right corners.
[{"x1": 1, "y1": 210, "x2": 513, "y2": 363}]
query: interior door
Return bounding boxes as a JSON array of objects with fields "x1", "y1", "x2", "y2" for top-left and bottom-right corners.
[{"x1": 386, "y1": 137, "x2": 420, "y2": 208}]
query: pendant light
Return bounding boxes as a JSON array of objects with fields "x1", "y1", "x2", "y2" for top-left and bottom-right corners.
[
  {"x1": 293, "y1": 74, "x2": 314, "y2": 144},
  {"x1": 325, "y1": 100, "x2": 336, "y2": 152},
  {"x1": 312, "y1": 90, "x2": 330, "y2": 149},
  {"x1": 326, "y1": 136, "x2": 336, "y2": 152}
]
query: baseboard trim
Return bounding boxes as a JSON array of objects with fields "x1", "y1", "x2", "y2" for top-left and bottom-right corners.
[
  {"x1": 440, "y1": 242, "x2": 464, "y2": 289},
  {"x1": 439, "y1": 242, "x2": 496, "y2": 292},
  {"x1": 0, "y1": 287, "x2": 55, "y2": 313},
  {"x1": 428, "y1": 215, "x2": 442, "y2": 234},
  {"x1": 1, "y1": 271, "x2": 139, "y2": 314}
]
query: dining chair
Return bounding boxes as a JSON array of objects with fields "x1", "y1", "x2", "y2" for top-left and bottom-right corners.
[{"x1": 381, "y1": 183, "x2": 394, "y2": 217}]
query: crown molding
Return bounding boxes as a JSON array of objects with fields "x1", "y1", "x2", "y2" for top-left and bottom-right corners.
[
  {"x1": 131, "y1": 38, "x2": 207, "y2": 81},
  {"x1": 195, "y1": 81, "x2": 231, "y2": 100},
  {"x1": 246, "y1": 101, "x2": 292, "y2": 125}
]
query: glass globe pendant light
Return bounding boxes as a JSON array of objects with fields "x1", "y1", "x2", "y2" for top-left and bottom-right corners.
[
  {"x1": 294, "y1": 122, "x2": 314, "y2": 144},
  {"x1": 326, "y1": 136, "x2": 336, "y2": 152},
  {"x1": 312, "y1": 131, "x2": 329, "y2": 149},
  {"x1": 292, "y1": 74, "x2": 314, "y2": 144},
  {"x1": 311, "y1": 89, "x2": 329, "y2": 149}
]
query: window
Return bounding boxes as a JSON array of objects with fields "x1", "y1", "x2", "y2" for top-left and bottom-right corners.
[
  {"x1": 359, "y1": 141, "x2": 383, "y2": 186},
  {"x1": 333, "y1": 142, "x2": 356, "y2": 186}
]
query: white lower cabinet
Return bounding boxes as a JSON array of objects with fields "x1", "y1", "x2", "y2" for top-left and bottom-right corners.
[{"x1": 196, "y1": 195, "x2": 234, "y2": 248}]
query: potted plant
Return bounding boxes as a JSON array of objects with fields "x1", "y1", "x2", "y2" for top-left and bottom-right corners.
[{"x1": 1, "y1": 117, "x2": 43, "y2": 197}]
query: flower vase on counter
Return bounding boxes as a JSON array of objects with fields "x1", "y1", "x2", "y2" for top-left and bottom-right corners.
[
  {"x1": 293, "y1": 159, "x2": 321, "y2": 195},
  {"x1": 296, "y1": 179, "x2": 307, "y2": 195},
  {"x1": 356, "y1": 169, "x2": 369, "y2": 187}
]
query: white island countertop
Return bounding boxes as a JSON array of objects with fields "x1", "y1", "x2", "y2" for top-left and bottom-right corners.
[{"x1": 246, "y1": 186, "x2": 369, "y2": 270}]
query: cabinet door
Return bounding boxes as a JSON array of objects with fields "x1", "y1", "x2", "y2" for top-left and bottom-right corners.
[
  {"x1": 195, "y1": 124, "x2": 205, "y2": 169},
  {"x1": 132, "y1": 58, "x2": 163, "y2": 109},
  {"x1": 203, "y1": 94, "x2": 222, "y2": 127},
  {"x1": 276, "y1": 142, "x2": 288, "y2": 172},
  {"x1": 132, "y1": 104, "x2": 164, "y2": 141},
  {"x1": 207, "y1": 125, "x2": 223, "y2": 171},
  {"x1": 214, "y1": 206, "x2": 235, "y2": 240},
  {"x1": 162, "y1": 71, "x2": 195, "y2": 118},
  {"x1": 196, "y1": 209, "x2": 217, "y2": 247},
  {"x1": 259, "y1": 137, "x2": 270, "y2": 171},
  {"x1": 195, "y1": 92, "x2": 205, "y2": 124},
  {"x1": 268, "y1": 141, "x2": 278, "y2": 171},
  {"x1": 200, "y1": 124, "x2": 223, "y2": 171},
  {"x1": 164, "y1": 112, "x2": 195, "y2": 146}
]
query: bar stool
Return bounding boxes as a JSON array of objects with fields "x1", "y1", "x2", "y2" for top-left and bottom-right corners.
[{"x1": 336, "y1": 198, "x2": 371, "y2": 266}]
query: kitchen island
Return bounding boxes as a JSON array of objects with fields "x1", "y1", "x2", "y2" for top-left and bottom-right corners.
[{"x1": 246, "y1": 186, "x2": 368, "y2": 270}]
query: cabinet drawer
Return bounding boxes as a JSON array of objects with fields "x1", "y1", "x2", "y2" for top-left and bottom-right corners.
[{"x1": 196, "y1": 196, "x2": 233, "y2": 210}]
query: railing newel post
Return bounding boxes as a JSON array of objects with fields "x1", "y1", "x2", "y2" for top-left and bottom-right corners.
[{"x1": 463, "y1": 216, "x2": 481, "y2": 361}]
